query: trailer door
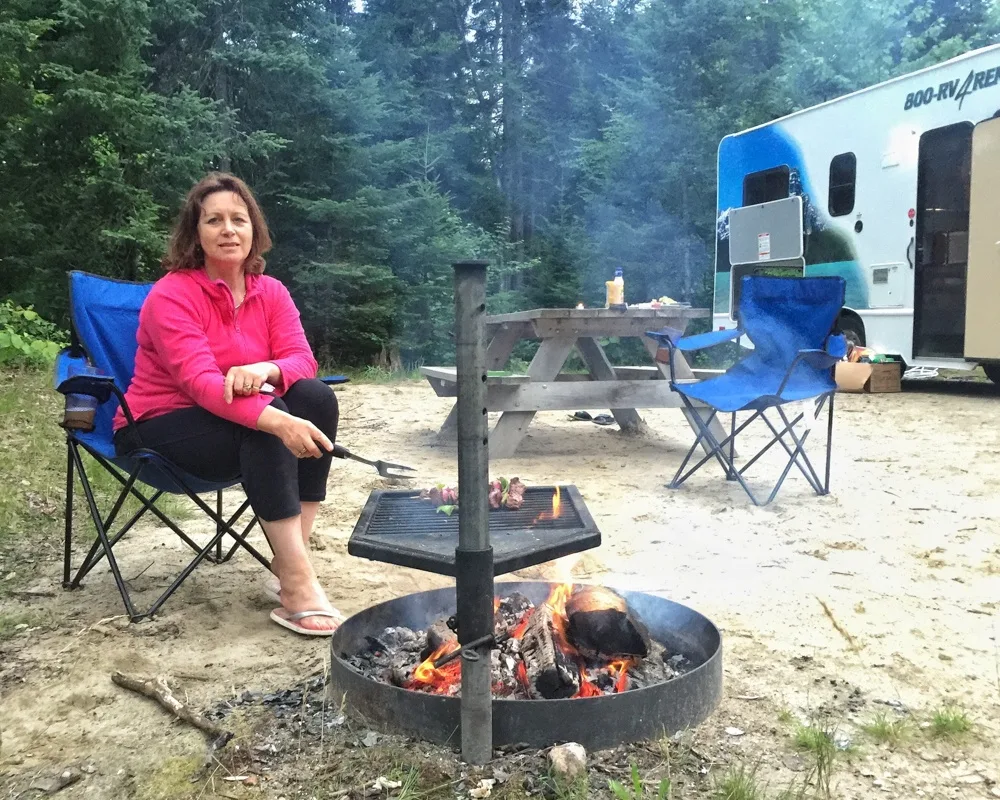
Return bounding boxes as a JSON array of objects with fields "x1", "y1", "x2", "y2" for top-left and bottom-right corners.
[
  {"x1": 965, "y1": 117, "x2": 1000, "y2": 361},
  {"x1": 913, "y1": 122, "x2": 972, "y2": 359}
]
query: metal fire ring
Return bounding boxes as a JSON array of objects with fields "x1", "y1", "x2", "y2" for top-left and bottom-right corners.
[{"x1": 328, "y1": 581, "x2": 723, "y2": 750}]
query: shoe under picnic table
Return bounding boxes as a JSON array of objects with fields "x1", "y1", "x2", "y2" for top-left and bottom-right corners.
[{"x1": 569, "y1": 411, "x2": 616, "y2": 426}]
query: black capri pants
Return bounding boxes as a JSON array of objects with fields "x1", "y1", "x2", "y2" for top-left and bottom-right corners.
[{"x1": 114, "y1": 378, "x2": 338, "y2": 522}]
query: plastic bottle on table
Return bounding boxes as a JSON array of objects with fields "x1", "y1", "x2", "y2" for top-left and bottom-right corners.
[{"x1": 608, "y1": 267, "x2": 625, "y2": 309}]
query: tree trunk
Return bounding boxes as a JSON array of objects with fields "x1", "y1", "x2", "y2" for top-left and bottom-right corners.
[
  {"x1": 213, "y1": 6, "x2": 231, "y2": 172},
  {"x1": 501, "y1": 0, "x2": 525, "y2": 254}
]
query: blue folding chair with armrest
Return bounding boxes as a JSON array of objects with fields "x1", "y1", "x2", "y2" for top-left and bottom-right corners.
[
  {"x1": 646, "y1": 275, "x2": 847, "y2": 506},
  {"x1": 55, "y1": 270, "x2": 349, "y2": 621}
]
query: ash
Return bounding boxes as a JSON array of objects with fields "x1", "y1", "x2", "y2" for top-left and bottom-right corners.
[
  {"x1": 205, "y1": 675, "x2": 348, "y2": 738},
  {"x1": 343, "y1": 592, "x2": 690, "y2": 700}
]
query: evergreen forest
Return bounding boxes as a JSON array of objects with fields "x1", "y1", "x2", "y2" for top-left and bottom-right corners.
[{"x1": 1, "y1": 0, "x2": 996, "y2": 366}]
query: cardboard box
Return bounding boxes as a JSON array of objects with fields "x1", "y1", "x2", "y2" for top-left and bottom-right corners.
[
  {"x1": 835, "y1": 361, "x2": 901, "y2": 393},
  {"x1": 835, "y1": 362, "x2": 872, "y2": 392},
  {"x1": 867, "y1": 361, "x2": 902, "y2": 393}
]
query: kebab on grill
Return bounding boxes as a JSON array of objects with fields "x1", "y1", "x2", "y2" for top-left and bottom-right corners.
[{"x1": 420, "y1": 477, "x2": 526, "y2": 514}]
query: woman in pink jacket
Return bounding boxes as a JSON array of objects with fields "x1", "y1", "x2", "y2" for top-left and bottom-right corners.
[{"x1": 113, "y1": 173, "x2": 342, "y2": 636}]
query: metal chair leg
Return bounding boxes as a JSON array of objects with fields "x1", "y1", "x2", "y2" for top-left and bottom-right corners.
[
  {"x1": 824, "y1": 393, "x2": 835, "y2": 494},
  {"x1": 63, "y1": 440, "x2": 74, "y2": 589},
  {"x1": 67, "y1": 443, "x2": 139, "y2": 620},
  {"x1": 215, "y1": 490, "x2": 224, "y2": 563}
]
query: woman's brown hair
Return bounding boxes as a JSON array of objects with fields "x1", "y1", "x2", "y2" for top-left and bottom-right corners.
[{"x1": 162, "y1": 172, "x2": 272, "y2": 274}]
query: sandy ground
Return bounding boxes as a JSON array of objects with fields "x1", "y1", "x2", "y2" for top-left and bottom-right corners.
[{"x1": 1, "y1": 378, "x2": 999, "y2": 798}]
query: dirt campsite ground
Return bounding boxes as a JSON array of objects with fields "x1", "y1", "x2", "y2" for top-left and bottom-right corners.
[{"x1": 2, "y1": 376, "x2": 999, "y2": 799}]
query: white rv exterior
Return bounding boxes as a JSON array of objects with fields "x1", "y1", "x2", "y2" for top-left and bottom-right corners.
[{"x1": 714, "y1": 44, "x2": 1000, "y2": 379}]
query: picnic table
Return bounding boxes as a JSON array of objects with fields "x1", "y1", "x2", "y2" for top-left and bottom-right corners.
[{"x1": 421, "y1": 306, "x2": 728, "y2": 458}]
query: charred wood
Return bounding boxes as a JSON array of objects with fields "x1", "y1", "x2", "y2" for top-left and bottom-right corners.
[
  {"x1": 565, "y1": 586, "x2": 650, "y2": 659},
  {"x1": 628, "y1": 641, "x2": 679, "y2": 689},
  {"x1": 520, "y1": 605, "x2": 579, "y2": 699}
]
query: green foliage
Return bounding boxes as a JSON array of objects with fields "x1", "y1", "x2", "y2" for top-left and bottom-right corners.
[
  {"x1": 929, "y1": 704, "x2": 973, "y2": 739},
  {"x1": 861, "y1": 710, "x2": 912, "y2": 745},
  {"x1": 609, "y1": 763, "x2": 670, "y2": 800},
  {"x1": 711, "y1": 763, "x2": 765, "y2": 800},
  {"x1": 0, "y1": 302, "x2": 68, "y2": 366},
  {"x1": 792, "y1": 722, "x2": 840, "y2": 797},
  {"x1": 1, "y1": 0, "x2": 989, "y2": 366}
]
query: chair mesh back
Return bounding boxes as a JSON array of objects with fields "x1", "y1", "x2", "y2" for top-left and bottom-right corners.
[
  {"x1": 738, "y1": 276, "x2": 845, "y2": 372},
  {"x1": 68, "y1": 271, "x2": 154, "y2": 440}
]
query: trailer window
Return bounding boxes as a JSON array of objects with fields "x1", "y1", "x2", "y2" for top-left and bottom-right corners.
[
  {"x1": 828, "y1": 153, "x2": 856, "y2": 217},
  {"x1": 743, "y1": 166, "x2": 789, "y2": 206}
]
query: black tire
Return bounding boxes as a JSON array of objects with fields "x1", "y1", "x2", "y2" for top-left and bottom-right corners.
[
  {"x1": 836, "y1": 313, "x2": 865, "y2": 348},
  {"x1": 982, "y1": 363, "x2": 1000, "y2": 385}
]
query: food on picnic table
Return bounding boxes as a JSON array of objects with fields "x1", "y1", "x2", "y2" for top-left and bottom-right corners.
[{"x1": 420, "y1": 478, "x2": 526, "y2": 514}]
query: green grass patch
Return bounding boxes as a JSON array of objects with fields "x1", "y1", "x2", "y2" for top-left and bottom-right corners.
[
  {"x1": 861, "y1": 710, "x2": 911, "y2": 745},
  {"x1": 0, "y1": 370, "x2": 67, "y2": 548},
  {"x1": 791, "y1": 722, "x2": 840, "y2": 798},
  {"x1": 333, "y1": 365, "x2": 423, "y2": 384},
  {"x1": 711, "y1": 763, "x2": 765, "y2": 800},
  {"x1": 607, "y1": 762, "x2": 668, "y2": 799},
  {"x1": 0, "y1": 610, "x2": 46, "y2": 640},
  {"x1": 929, "y1": 704, "x2": 972, "y2": 739},
  {"x1": 0, "y1": 368, "x2": 223, "y2": 589}
]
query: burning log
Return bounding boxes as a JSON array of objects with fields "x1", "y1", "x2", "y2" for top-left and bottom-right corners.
[
  {"x1": 564, "y1": 586, "x2": 650, "y2": 660},
  {"x1": 520, "y1": 605, "x2": 579, "y2": 699}
]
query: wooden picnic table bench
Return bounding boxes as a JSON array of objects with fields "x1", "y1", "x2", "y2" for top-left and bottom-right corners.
[{"x1": 421, "y1": 306, "x2": 726, "y2": 458}]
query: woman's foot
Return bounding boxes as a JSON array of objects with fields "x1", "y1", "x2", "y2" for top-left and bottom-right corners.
[
  {"x1": 262, "y1": 575, "x2": 281, "y2": 604},
  {"x1": 270, "y1": 573, "x2": 344, "y2": 635}
]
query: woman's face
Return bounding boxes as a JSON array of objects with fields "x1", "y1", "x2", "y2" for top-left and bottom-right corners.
[{"x1": 198, "y1": 190, "x2": 253, "y2": 269}]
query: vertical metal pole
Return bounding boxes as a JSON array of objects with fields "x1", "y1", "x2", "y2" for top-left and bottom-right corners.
[{"x1": 453, "y1": 260, "x2": 494, "y2": 765}]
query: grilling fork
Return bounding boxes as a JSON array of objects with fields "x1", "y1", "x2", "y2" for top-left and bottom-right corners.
[{"x1": 332, "y1": 444, "x2": 416, "y2": 479}]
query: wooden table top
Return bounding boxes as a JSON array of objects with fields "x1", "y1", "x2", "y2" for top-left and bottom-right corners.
[{"x1": 486, "y1": 305, "x2": 709, "y2": 324}]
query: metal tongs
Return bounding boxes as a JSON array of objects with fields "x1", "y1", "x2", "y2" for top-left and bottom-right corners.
[{"x1": 332, "y1": 444, "x2": 416, "y2": 479}]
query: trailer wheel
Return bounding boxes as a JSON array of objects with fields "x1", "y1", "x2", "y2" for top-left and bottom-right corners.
[
  {"x1": 836, "y1": 313, "x2": 865, "y2": 348},
  {"x1": 982, "y1": 363, "x2": 1000, "y2": 385}
]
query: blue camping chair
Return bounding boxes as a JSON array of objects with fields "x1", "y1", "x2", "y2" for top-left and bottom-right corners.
[
  {"x1": 55, "y1": 271, "x2": 349, "y2": 621},
  {"x1": 646, "y1": 276, "x2": 847, "y2": 506}
]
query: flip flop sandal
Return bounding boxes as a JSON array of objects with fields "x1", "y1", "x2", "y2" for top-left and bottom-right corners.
[
  {"x1": 270, "y1": 609, "x2": 346, "y2": 637},
  {"x1": 591, "y1": 414, "x2": 615, "y2": 426},
  {"x1": 569, "y1": 411, "x2": 593, "y2": 421}
]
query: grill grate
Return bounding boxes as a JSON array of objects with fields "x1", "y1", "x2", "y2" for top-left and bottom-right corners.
[{"x1": 348, "y1": 486, "x2": 601, "y2": 577}]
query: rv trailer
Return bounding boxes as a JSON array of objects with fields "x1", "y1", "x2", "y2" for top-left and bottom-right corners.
[{"x1": 714, "y1": 43, "x2": 1000, "y2": 382}]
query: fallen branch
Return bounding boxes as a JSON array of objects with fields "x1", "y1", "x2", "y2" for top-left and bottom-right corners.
[
  {"x1": 111, "y1": 671, "x2": 233, "y2": 748},
  {"x1": 816, "y1": 598, "x2": 861, "y2": 653}
]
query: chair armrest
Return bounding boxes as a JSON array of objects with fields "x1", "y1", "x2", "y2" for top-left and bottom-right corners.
[
  {"x1": 675, "y1": 328, "x2": 744, "y2": 352},
  {"x1": 775, "y1": 335, "x2": 848, "y2": 396},
  {"x1": 56, "y1": 373, "x2": 117, "y2": 403},
  {"x1": 646, "y1": 326, "x2": 744, "y2": 385}
]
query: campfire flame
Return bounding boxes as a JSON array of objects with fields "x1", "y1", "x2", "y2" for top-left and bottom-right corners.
[
  {"x1": 405, "y1": 642, "x2": 461, "y2": 695},
  {"x1": 405, "y1": 581, "x2": 638, "y2": 699},
  {"x1": 534, "y1": 486, "x2": 562, "y2": 523}
]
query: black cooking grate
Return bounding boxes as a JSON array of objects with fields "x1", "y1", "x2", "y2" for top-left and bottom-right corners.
[{"x1": 348, "y1": 486, "x2": 601, "y2": 576}]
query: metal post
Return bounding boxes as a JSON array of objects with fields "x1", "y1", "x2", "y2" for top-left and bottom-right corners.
[{"x1": 453, "y1": 260, "x2": 494, "y2": 765}]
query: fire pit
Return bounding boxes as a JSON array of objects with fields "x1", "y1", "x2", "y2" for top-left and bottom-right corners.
[
  {"x1": 337, "y1": 262, "x2": 723, "y2": 761},
  {"x1": 329, "y1": 581, "x2": 722, "y2": 750}
]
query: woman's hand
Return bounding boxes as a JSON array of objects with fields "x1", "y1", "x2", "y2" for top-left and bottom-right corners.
[
  {"x1": 225, "y1": 362, "x2": 279, "y2": 403},
  {"x1": 257, "y1": 405, "x2": 333, "y2": 458}
]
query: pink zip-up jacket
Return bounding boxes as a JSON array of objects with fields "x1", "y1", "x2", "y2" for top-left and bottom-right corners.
[{"x1": 113, "y1": 268, "x2": 317, "y2": 431}]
